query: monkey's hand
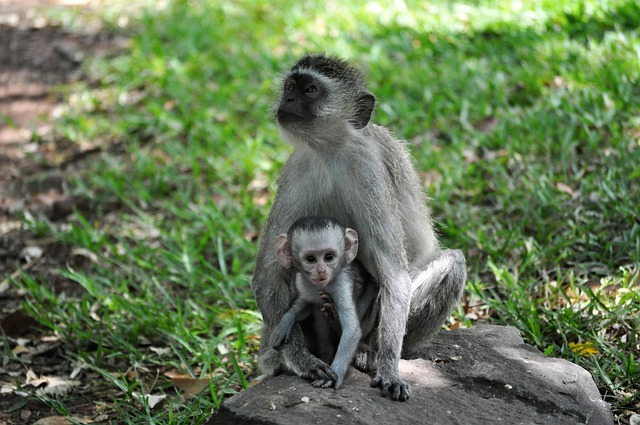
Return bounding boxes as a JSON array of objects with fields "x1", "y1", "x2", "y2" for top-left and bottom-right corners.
[
  {"x1": 270, "y1": 314, "x2": 295, "y2": 349},
  {"x1": 371, "y1": 369, "x2": 411, "y2": 402},
  {"x1": 319, "y1": 290, "x2": 336, "y2": 320}
]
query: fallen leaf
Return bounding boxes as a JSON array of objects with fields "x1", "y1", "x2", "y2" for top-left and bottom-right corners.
[
  {"x1": 462, "y1": 148, "x2": 479, "y2": 163},
  {"x1": 37, "y1": 377, "x2": 80, "y2": 397},
  {"x1": 149, "y1": 346, "x2": 171, "y2": 356},
  {"x1": 247, "y1": 172, "x2": 269, "y2": 191},
  {"x1": 556, "y1": 182, "x2": 576, "y2": 197},
  {"x1": 25, "y1": 372, "x2": 80, "y2": 396},
  {"x1": 169, "y1": 376, "x2": 209, "y2": 396},
  {"x1": 25, "y1": 369, "x2": 39, "y2": 384},
  {"x1": 70, "y1": 247, "x2": 99, "y2": 264},
  {"x1": 568, "y1": 341, "x2": 598, "y2": 357},
  {"x1": 32, "y1": 417, "x2": 93, "y2": 425},
  {"x1": 217, "y1": 343, "x2": 229, "y2": 355},
  {"x1": 485, "y1": 149, "x2": 509, "y2": 160},
  {"x1": 132, "y1": 393, "x2": 166, "y2": 409},
  {"x1": 550, "y1": 75, "x2": 567, "y2": 89},
  {"x1": 12, "y1": 345, "x2": 30, "y2": 356},
  {"x1": 420, "y1": 170, "x2": 443, "y2": 189},
  {"x1": 19, "y1": 246, "x2": 43, "y2": 262},
  {"x1": 70, "y1": 362, "x2": 90, "y2": 379},
  {"x1": 1, "y1": 385, "x2": 17, "y2": 394},
  {"x1": 474, "y1": 115, "x2": 499, "y2": 133}
]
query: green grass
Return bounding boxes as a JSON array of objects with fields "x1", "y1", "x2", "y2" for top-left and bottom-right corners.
[{"x1": 11, "y1": 0, "x2": 640, "y2": 422}]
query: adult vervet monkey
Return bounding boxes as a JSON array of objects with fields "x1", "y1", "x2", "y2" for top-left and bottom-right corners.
[{"x1": 252, "y1": 53, "x2": 466, "y2": 401}]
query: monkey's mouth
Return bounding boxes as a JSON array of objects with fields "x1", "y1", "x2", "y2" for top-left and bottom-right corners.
[
  {"x1": 276, "y1": 109, "x2": 304, "y2": 124},
  {"x1": 312, "y1": 278, "x2": 328, "y2": 287}
]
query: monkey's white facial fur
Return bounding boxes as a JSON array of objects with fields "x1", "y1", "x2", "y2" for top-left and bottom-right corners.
[
  {"x1": 295, "y1": 224, "x2": 345, "y2": 287},
  {"x1": 275, "y1": 218, "x2": 359, "y2": 288},
  {"x1": 299, "y1": 247, "x2": 339, "y2": 287}
]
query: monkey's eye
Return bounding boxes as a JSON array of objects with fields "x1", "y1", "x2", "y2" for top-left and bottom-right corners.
[
  {"x1": 305, "y1": 85, "x2": 318, "y2": 93},
  {"x1": 324, "y1": 253, "x2": 335, "y2": 261},
  {"x1": 305, "y1": 255, "x2": 317, "y2": 263}
]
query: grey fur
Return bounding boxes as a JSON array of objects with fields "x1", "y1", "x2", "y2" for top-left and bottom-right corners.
[{"x1": 252, "y1": 53, "x2": 466, "y2": 402}]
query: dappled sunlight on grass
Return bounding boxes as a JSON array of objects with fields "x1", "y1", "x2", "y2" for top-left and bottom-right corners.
[{"x1": 5, "y1": 0, "x2": 639, "y2": 422}]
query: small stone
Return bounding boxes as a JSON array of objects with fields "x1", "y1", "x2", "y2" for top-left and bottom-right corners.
[{"x1": 301, "y1": 397, "x2": 310, "y2": 403}]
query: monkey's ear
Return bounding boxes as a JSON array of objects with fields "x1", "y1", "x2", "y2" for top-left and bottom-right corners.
[
  {"x1": 275, "y1": 234, "x2": 293, "y2": 268},
  {"x1": 344, "y1": 228, "x2": 359, "y2": 263},
  {"x1": 352, "y1": 92, "x2": 375, "y2": 129}
]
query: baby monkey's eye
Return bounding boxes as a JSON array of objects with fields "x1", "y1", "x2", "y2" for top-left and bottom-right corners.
[
  {"x1": 305, "y1": 255, "x2": 317, "y2": 263},
  {"x1": 324, "y1": 253, "x2": 335, "y2": 261}
]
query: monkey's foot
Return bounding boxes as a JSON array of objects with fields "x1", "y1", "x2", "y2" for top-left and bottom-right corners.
[
  {"x1": 371, "y1": 372, "x2": 410, "y2": 402},
  {"x1": 311, "y1": 377, "x2": 337, "y2": 389},
  {"x1": 299, "y1": 357, "x2": 339, "y2": 384}
]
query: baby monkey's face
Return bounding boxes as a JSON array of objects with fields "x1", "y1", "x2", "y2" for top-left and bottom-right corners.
[{"x1": 298, "y1": 247, "x2": 340, "y2": 287}]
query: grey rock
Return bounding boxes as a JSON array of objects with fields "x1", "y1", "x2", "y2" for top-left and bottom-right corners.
[{"x1": 211, "y1": 325, "x2": 613, "y2": 425}]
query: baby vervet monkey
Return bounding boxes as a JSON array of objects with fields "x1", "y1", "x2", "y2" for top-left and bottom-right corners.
[{"x1": 270, "y1": 216, "x2": 363, "y2": 389}]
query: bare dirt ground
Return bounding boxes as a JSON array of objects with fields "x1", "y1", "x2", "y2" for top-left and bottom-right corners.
[{"x1": 0, "y1": 2, "x2": 125, "y2": 423}]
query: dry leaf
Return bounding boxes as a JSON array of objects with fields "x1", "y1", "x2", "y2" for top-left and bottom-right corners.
[
  {"x1": 169, "y1": 377, "x2": 209, "y2": 396},
  {"x1": 421, "y1": 170, "x2": 443, "y2": 189},
  {"x1": 217, "y1": 343, "x2": 229, "y2": 355},
  {"x1": 568, "y1": 341, "x2": 598, "y2": 357},
  {"x1": 25, "y1": 369, "x2": 39, "y2": 384},
  {"x1": 247, "y1": 172, "x2": 269, "y2": 191},
  {"x1": 36, "y1": 377, "x2": 81, "y2": 397},
  {"x1": 556, "y1": 182, "x2": 579, "y2": 199},
  {"x1": 32, "y1": 417, "x2": 93, "y2": 425},
  {"x1": 70, "y1": 362, "x2": 89, "y2": 380},
  {"x1": 149, "y1": 346, "x2": 171, "y2": 356},
  {"x1": 485, "y1": 149, "x2": 509, "y2": 160},
  {"x1": 462, "y1": 148, "x2": 479, "y2": 163},
  {"x1": 1, "y1": 385, "x2": 17, "y2": 394},
  {"x1": 132, "y1": 393, "x2": 166, "y2": 409},
  {"x1": 19, "y1": 246, "x2": 44, "y2": 262},
  {"x1": 12, "y1": 345, "x2": 30, "y2": 356},
  {"x1": 474, "y1": 115, "x2": 499, "y2": 133},
  {"x1": 70, "y1": 247, "x2": 99, "y2": 264},
  {"x1": 25, "y1": 371, "x2": 80, "y2": 396}
]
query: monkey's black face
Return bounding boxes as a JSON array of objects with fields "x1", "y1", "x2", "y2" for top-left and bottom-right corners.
[{"x1": 277, "y1": 73, "x2": 327, "y2": 126}]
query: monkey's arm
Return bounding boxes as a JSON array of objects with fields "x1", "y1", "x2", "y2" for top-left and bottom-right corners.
[
  {"x1": 331, "y1": 286, "x2": 361, "y2": 389},
  {"x1": 270, "y1": 297, "x2": 311, "y2": 349}
]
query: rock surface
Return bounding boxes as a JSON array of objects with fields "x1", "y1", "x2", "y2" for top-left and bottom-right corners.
[{"x1": 211, "y1": 325, "x2": 613, "y2": 425}]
